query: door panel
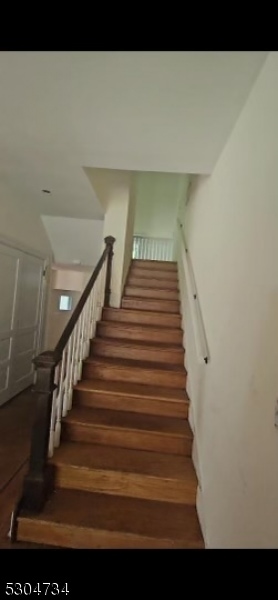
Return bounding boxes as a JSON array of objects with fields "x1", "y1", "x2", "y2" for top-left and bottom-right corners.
[
  {"x1": 16, "y1": 256, "x2": 43, "y2": 329},
  {"x1": 0, "y1": 242, "x2": 45, "y2": 405},
  {"x1": 0, "y1": 244, "x2": 20, "y2": 405},
  {"x1": 11, "y1": 253, "x2": 44, "y2": 397},
  {"x1": 0, "y1": 365, "x2": 9, "y2": 397},
  {"x1": 13, "y1": 331, "x2": 36, "y2": 355},
  {"x1": 0, "y1": 337, "x2": 11, "y2": 362},
  {"x1": 0, "y1": 248, "x2": 19, "y2": 331}
]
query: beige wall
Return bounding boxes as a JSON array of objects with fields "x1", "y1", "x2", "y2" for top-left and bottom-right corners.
[
  {"x1": 122, "y1": 176, "x2": 137, "y2": 289},
  {"x1": 45, "y1": 267, "x2": 90, "y2": 349},
  {"x1": 101, "y1": 173, "x2": 134, "y2": 308},
  {"x1": 181, "y1": 52, "x2": 278, "y2": 548}
]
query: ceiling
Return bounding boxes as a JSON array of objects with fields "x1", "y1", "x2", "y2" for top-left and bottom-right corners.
[{"x1": 0, "y1": 51, "x2": 268, "y2": 220}]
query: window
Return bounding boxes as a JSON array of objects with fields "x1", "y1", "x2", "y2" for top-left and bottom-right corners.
[{"x1": 59, "y1": 294, "x2": 73, "y2": 311}]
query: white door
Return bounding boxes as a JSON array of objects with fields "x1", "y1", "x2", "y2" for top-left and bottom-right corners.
[
  {"x1": 0, "y1": 243, "x2": 20, "y2": 406},
  {"x1": 0, "y1": 242, "x2": 45, "y2": 406}
]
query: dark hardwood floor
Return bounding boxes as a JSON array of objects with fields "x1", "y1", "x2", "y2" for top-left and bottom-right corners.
[{"x1": 0, "y1": 388, "x2": 38, "y2": 548}]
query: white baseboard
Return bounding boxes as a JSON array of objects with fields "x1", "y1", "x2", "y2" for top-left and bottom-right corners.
[
  {"x1": 187, "y1": 376, "x2": 207, "y2": 548},
  {"x1": 192, "y1": 435, "x2": 202, "y2": 486},
  {"x1": 186, "y1": 377, "x2": 192, "y2": 401},
  {"x1": 188, "y1": 402, "x2": 195, "y2": 434},
  {"x1": 196, "y1": 485, "x2": 208, "y2": 548}
]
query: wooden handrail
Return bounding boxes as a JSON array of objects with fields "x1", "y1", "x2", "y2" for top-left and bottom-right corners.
[
  {"x1": 54, "y1": 235, "x2": 115, "y2": 361},
  {"x1": 19, "y1": 235, "x2": 116, "y2": 514}
]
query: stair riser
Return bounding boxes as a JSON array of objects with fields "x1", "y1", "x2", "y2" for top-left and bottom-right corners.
[
  {"x1": 90, "y1": 341, "x2": 184, "y2": 365},
  {"x1": 127, "y1": 277, "x2": 178, "y2": 290},
  {"x1": 122, "y1": 298, "x2": 180, "y2": 314},
  {"x1": 62, "y1": 423, "x2": 191, "y2": 456},
  {"x1": 102, "y1": 308, "x2": 181, "y2": 328},
  {"x1": 97, "y1": 323, "x2": 183, "y2": 345},
  {"x1": 132, "y1": 260, "x2": 178, "y2": 272},
  {"x1": 131, "y1": 268, "x2": 177, "y2": 281},
  {"x1": 73, "y1": 389, "x2": 188, "y2": 419},
  {"x1": 54, "y1": 466, "x2": 196, "y2": 505},
  {"x1": 82, "y1": 363, "x2": 187, "y2": 389},
  {"x1": 124, "y1": 287, "x2": 179, "y2": 301},
  {"x1": 17, "y1": 520, "x2": 202, "y2": 549}
]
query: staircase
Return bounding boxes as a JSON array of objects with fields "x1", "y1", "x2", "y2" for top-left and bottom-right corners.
[{"x1": 15, "y1": 259, "x2": 204, "y2": 549}]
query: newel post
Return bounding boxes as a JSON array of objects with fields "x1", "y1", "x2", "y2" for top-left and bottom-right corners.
[
  {"x1": 21, "y1": 351, "x2": 59, "y2": 512},
  {"x1": 104, "y1": 236, "x2": 116, "y2": 307}
]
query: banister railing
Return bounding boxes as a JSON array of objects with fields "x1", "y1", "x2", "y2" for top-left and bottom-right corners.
[
  {"x1": 20, "y1": 235, "x2": 116, "y2": 512},
  {"x1": 176, "y1": 220, "x2": 209, "y2": 364},
  {"x1": 132, "y1": 235, "x2": 174, "y2": 262}
]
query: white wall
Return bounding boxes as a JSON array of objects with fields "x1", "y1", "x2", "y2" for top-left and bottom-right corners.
[
  {"x1": 0, "y1": 182, "x2": 52, "y2": 257},
  {"x1": 41, "y1": 216, "x2": 104, "y2": 266},
  {"x1": 134, "y1": 172, "x2": 188, "y2": 239},
  {"x1": 181, "y1": 52, "x2": 278, "y2": 548},
  {"x1": 0, "y1": 182, "x2": 53, "y2": 351}
]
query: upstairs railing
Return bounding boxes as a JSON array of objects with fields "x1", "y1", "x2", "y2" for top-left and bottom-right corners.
[
  {"x1": 132, "y1": 235, "x2": 174, "y2": 262},
  {"x1": 20, "y1": 236, "x2": 116, "y2": 513}
]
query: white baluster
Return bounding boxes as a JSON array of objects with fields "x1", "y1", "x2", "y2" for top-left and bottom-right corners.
[
  {"x1": 96, "y1": 273, "x2": 102, "y2": 322},
  {"x1": 54, "y1": 348, "x2": 66, "y2": 448},
  {"x1": 103, "y1": 261, "x2": 107, "y2": 305},
  {"x1": 68, "y1": 323, "x2": 78, "y2": 408},
  {"x1": 163, "y1": 239, "x2": 166, "y2": 260},
  {"x1": 87, "y1": 289, "x2": 93, "y2": 341},
  {"x1": 77, "y1": 309, "x2": 85, "y2": 380},
  {"x1": 82, "y1": 298, "x2": 90, "y2": 359},
  {"x1": 156, "y1": 239, "x2": 159, "y2": 261},
  {"x1": 64, "y1": 334, "x2": 73, "y2": 415},
  {"x1": 81, "y1": 299, "x2": 89, "y2": 360},
  {"x1": 89, "y1": 287, "x2": 97, "y2": 339},
  {"x1": 73, "y1": 318, "x2": 82, "y2": 384},
  {"x1": 48, "y1": 364, "x2": 60, "y2": 457},
  {"x1": 101, "y1": 260, "x2": 107, "y2": 308}
]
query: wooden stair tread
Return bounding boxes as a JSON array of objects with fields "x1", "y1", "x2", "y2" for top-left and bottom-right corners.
[
  {"x1": 127, "y1": 277, "x2": 179, "y2": 289},
  {"x1": 122, "y1": 297, "x2": 180, "y2": 314},
  {"x1": 124, "y1": 288, "x2": 179, "y2": 301},
  {"x1": 102, "y1": 307, "x2": 181, "y2": 326},
  {"x1": 122, "y1": 295, "x2": 178, "y2": 304},
  {"x1": 99, "y1": 318, "x2": 182, "y2": 332},
  {"x1": 84, "y1": 355, "x2": 185, "y2": 373},
  {"x1": 51, "y1": 442, "x2": 196, "y2": 481},
  {"x1": 130, "y1": 270, "x2": 178, "y2": 281},
  {"x1": 75, "y1": 379, "x2": 189, "y2": 404},
  {"x1": 19, "y1": 489, "x2": 203, "y2": 545},
  {"x1": 65, "y1": 406, "x2": 191, "y2": 437},
  {"x1": 92, "y1": 337, "x2": 183, "y2": 352},
  {"x1": 125, "y1": 285, "x2": 179, "y2": 293},
  {"x1": 132, "y1": 260, "x2": 178, "y2": 270}
]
